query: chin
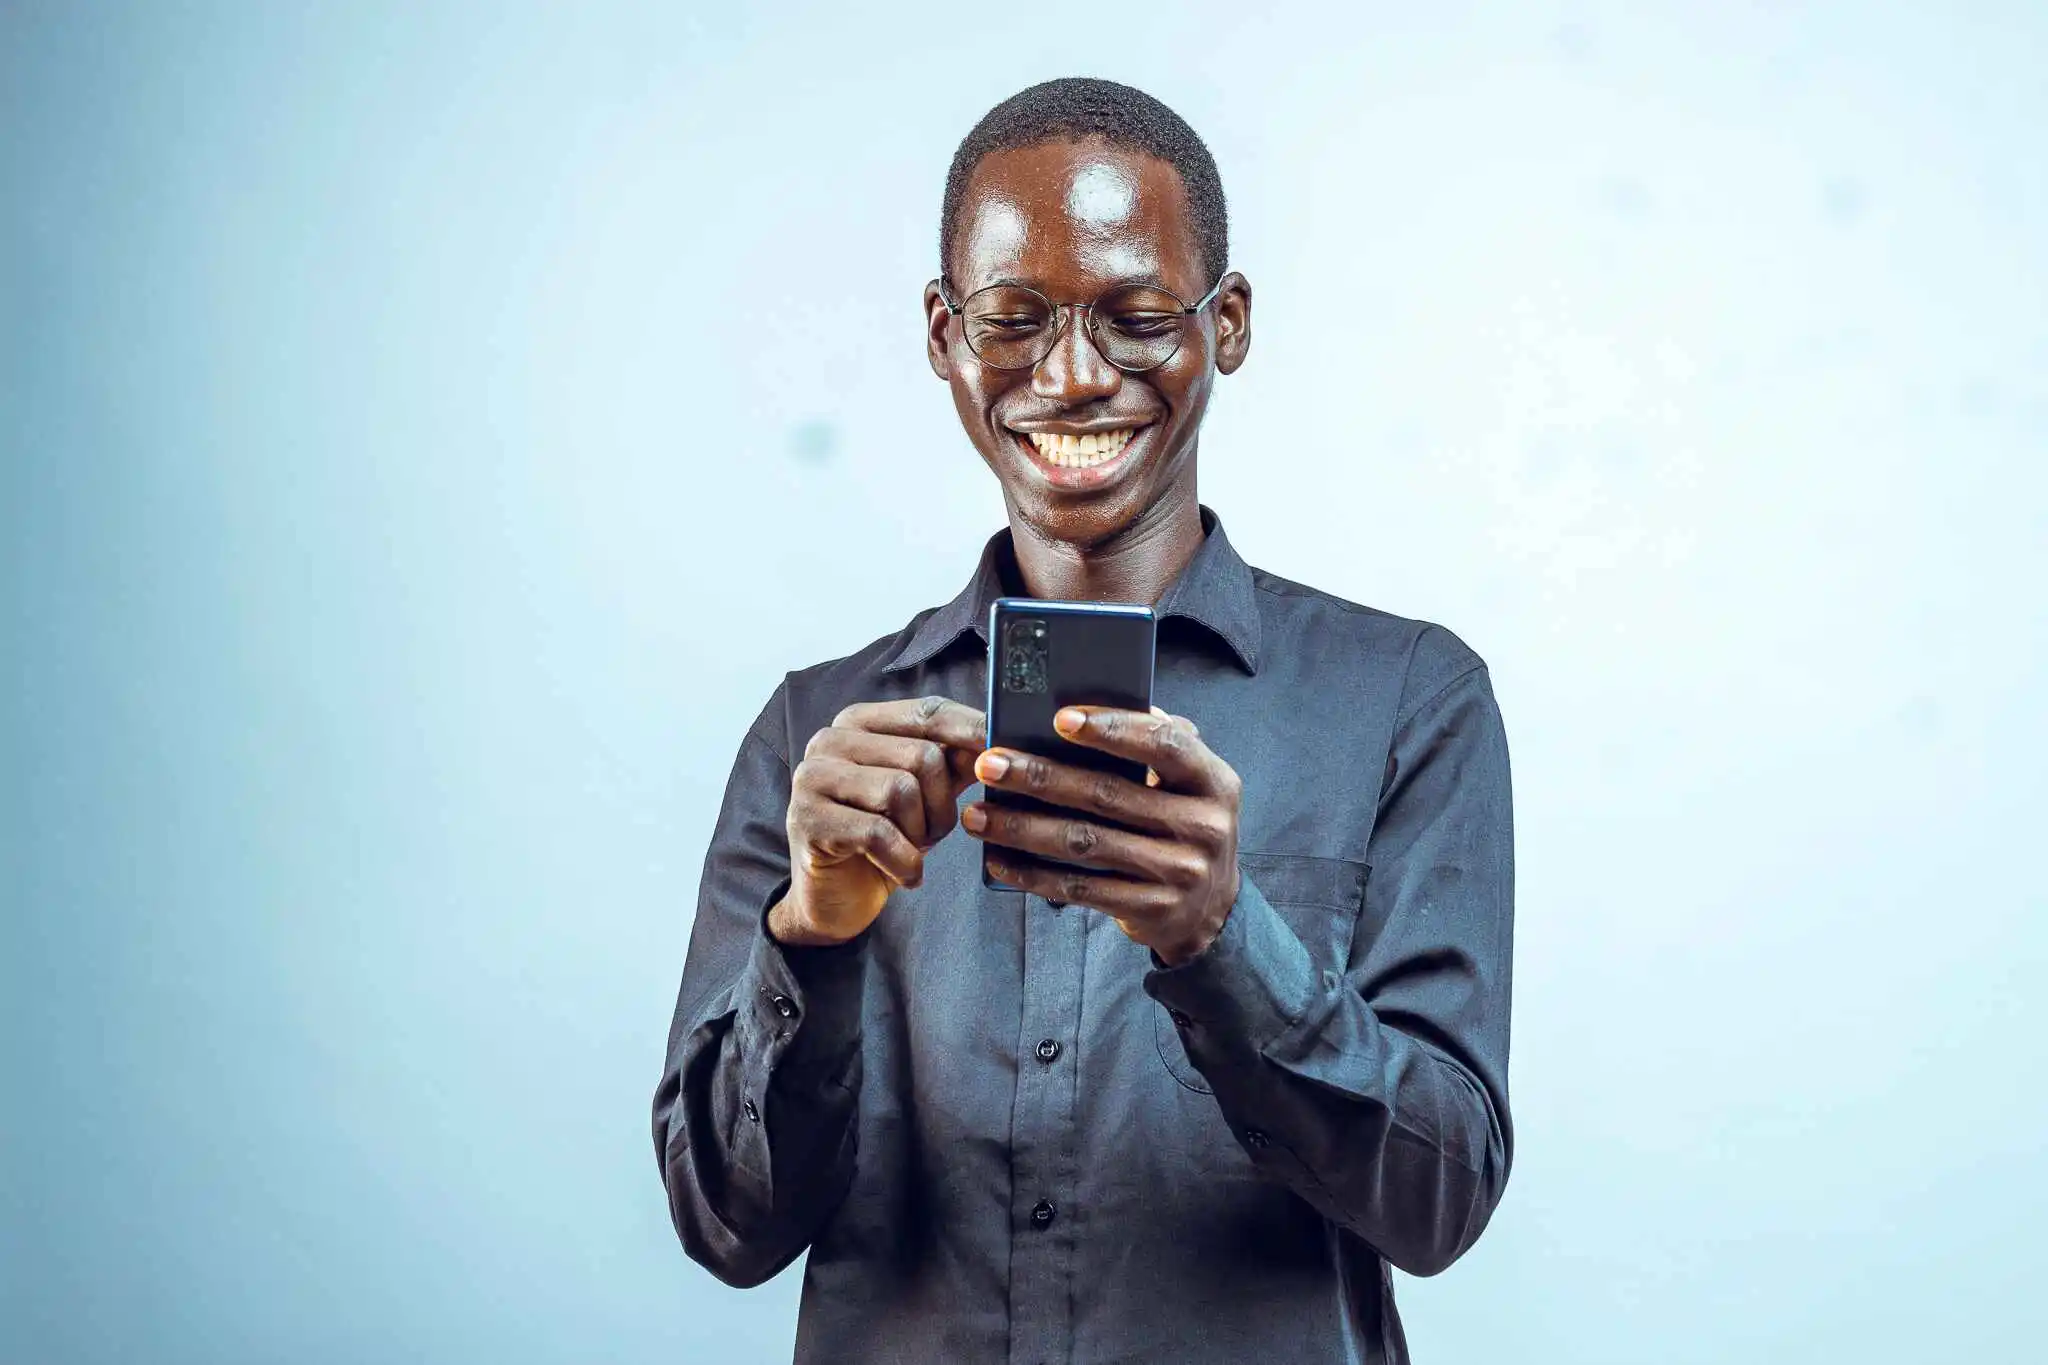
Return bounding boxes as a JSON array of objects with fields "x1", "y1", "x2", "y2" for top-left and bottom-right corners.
[{"x1": 1010, "y1": 481, "x2": 1159, "y2": 550}]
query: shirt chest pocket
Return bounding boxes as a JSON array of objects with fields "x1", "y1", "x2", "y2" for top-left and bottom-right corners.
[{"x1": 1155, "y1": 851, "x2": 1370, "y2": 1095}]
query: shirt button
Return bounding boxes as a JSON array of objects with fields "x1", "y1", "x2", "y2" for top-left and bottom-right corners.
[
  {"x1": 771, "y1": 994, "x2": 799, "y2": 1020},
  {"x1": 1169, "y1": 1009, "x2": 1193, "y2": 1030},
  {"x1": 1034, "y1": 1038, "x2": 1062, "y2": 1063},
  {"x1": 1242, "y1": 1127, "x2": 1270, "y2": 1149},
  {"x1": 1030, "y1": 1199, "x2": 1057, "y2": 1227},
  {"x1": 741, "y1": 1099, "x2": 760, "y2": 1124}
]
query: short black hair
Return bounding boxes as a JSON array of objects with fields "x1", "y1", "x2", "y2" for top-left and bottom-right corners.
[{"x1": 940, "y1": 77, "x2": 1228, "y2": 293}]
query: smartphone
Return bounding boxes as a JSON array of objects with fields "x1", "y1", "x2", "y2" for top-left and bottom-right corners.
[{"x1": 982, "y1": 597, "x2": 1157, "y2": 890}]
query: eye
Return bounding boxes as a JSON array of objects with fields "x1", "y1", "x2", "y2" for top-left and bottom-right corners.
[{"x1": 1105, "y1": 313, "x2": 1179, "y2": 338}]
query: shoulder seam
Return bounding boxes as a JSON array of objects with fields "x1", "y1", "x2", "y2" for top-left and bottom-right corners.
[
  {"x1": 746, "y1": 689, "x2": 795, "y2": 768},
  {"x1": 1397, "y1": 661, "x2": 1488, "y2": 733}
]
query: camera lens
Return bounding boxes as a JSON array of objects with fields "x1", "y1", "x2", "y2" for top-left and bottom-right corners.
[{"x1": 1002, "y1": 617, "x2": 1049, "y2": 694}]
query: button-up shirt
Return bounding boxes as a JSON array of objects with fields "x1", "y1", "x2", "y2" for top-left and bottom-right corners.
[{"x1": 652, "y1": 508, "x2": 1515, "y2": 1364}]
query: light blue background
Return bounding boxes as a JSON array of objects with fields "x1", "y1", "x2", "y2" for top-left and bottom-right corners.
[{"x1": 6, "y1": 3, "x2": 2044, "y2": 1361}]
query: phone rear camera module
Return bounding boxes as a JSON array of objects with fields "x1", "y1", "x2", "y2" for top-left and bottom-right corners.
[{"x1": 1001, "y1": 617, "x2": 1049, "y2": 694}]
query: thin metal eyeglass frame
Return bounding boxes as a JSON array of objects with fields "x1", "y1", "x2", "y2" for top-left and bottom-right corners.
[{"x1": 934, "y1": 274, "x2": 1227, "y2": 374}]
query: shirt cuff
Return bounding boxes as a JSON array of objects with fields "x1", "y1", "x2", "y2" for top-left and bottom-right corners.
[
  {"x1": 1141, "y1": 868, "x2": 1320, "y2": 1062},
  {"x1": 741, "y1": 881, "x2": 869, "y2": 1079}
]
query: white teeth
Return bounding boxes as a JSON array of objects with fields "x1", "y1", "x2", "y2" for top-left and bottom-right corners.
[{"x1": 1023, "y1": 427, "x2": 1137, "y2": 469}]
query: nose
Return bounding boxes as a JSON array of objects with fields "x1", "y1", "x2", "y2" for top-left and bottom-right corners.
[{"x1": 1032, "y1": 303, "x2": 1122, "y2": 405}]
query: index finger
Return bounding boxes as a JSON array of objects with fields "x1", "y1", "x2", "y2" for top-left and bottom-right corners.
[
  {"x1": 1052, "y1": 706, "x2": 1220, "y2": 792},
  {"x1": 834, "y1": 695, "x2": 987, "y2": 751}
]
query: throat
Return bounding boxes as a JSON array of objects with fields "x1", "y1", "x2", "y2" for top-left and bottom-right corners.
[{"x1": 1010, "y1": 492, "x2": 1205, "y2": 606}]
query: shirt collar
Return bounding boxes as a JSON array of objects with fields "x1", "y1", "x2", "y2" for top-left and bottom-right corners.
[{"x1": 880, "y1": 505, "x2": 1261, "y2": 676}]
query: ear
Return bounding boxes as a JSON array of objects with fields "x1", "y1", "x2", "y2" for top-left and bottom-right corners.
[
  {"x1": 1212, "y1": 272, "x2": 1252, "y2": 376},
  {"x1": 924, "y1": 281, "x2": 955, "y2": 380}
]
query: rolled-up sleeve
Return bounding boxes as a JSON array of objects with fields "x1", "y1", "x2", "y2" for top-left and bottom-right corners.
[
  {"x1": 651, "y1": 686, "x2": 868, "y2": 1288},
  {"x1": 1144, "y1": 659, "x2": 1515, "y2": 1277}
]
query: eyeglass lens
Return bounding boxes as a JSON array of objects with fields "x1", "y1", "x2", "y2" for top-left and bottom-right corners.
[{"x1": 959, "y1": 284, "x2": 1195, "y2": 372}]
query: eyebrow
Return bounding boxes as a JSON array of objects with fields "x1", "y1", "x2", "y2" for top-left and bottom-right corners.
[{"x1": 979, "y1": 271, "x2": 1173, "y2": 293}]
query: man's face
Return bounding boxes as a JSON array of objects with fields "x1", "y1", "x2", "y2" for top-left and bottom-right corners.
[{"x1": 925, "y1": 138, "x2": 1250, "y2": 550}]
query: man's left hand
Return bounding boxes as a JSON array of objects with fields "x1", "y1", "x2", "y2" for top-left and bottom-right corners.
[{"x1": 962, "y1": 706, "x2": 1242, "y2": 966}]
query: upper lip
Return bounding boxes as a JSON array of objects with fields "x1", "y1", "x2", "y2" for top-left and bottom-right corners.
[{"x1": 1004, "y1": 420, "x2": 1149, "y2": 436}]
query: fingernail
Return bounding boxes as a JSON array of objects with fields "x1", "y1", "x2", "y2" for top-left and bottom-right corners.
[
  {"x1": 961, "y1": 804, "x2": 987, "y2": 834},
  {"x1": 976, "y1": 750, "x2": 1010, "y2": 781},
  {"x1": 1054, "y1": 708, "x2": 1086, "y2": 736}
]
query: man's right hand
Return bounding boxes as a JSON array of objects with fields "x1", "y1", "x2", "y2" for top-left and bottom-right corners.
[{"x1": 769, "y1": 695, "x2": 987, "y2": 947}]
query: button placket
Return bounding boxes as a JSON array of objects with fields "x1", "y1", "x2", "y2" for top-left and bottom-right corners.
[{"x1": 1006, "y1": 892, "x2": 1086, "y2": 1364}]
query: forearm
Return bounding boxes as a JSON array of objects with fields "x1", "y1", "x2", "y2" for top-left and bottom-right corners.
[
  {"x1": 654, "y1": 902, "x2": 868, "y2": 1287},
  {"x1": 1147, "y1": 880, "x2": 1509, "y2": 1274}
]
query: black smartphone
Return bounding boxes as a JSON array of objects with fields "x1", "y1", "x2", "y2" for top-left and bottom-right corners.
[{"x1": 982, "y1": 597, "x2": 1157, "y2": 890}]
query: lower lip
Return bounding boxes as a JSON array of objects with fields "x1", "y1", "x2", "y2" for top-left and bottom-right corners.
[{"x1": 1011, "y1": 429, "x2": 1147, "y2": 490}]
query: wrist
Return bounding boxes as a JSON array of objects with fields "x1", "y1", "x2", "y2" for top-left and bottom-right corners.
[
  {"x1": 767, "y1": 894, "x2": 862, "y2": 949},
  {"x1": 1151, "y1": 906, "x2": 1229, "y2": 967}
]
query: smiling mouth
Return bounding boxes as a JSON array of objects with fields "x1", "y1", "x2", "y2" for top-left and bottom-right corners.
[{"x1": 1015, "y1": 427, "x2": 1141, "y2": 469}]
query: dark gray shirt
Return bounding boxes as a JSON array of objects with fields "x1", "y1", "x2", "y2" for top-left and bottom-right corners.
[{"x1": 652, "y1": 509, "x2": 1515, "y2": 1364}]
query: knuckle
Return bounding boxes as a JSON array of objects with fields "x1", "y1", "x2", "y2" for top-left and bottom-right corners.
[
  {"x1": 915, "y1": 694, "x2": 947, "y2": 723},
  {"x1": 832, "y1": 704, "x2": 863, "y2": 730},
  {"x1": 1062, "y1": 821, "x2": 1100, "y2": 858},
  {"x1": 888, "y1": 771, "x2": 921, "y2": 809},
  {"x1": 1058, "y1": 871, "x2": 1091, "y2": 903},
  {"x1": 1087, "y1": 773, "x2": 1123, "y2": 812},
  {"x1": 916, "y1": 741, "x2": 946, "y2": 782},
  {"x1": 860, "y1": 817, "x2": 895, "y2": 852},
  {"x1": 1177, "y1": 807, "x2": 1226, "y2": 848},
  {"x1": 1018, "y1": 755, "x2": 1053, "y2": 791}
]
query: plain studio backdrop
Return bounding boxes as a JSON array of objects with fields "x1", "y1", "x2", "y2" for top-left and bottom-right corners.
[{"x1": 5, "y1": 3, "x2": 2043, "y2": 1362}]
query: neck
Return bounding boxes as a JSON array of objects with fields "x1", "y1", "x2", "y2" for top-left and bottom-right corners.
[{"x1": 1007, "y1": 481, "x2": 1206, "y2": 606}]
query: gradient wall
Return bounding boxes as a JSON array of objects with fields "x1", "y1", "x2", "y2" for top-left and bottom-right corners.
[{"x1": 6, "y1": 3, "x2": 2044, "y2": 1361}]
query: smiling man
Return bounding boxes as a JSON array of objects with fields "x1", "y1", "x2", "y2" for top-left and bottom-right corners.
[{"x1": 653, "y1": 78, "x2": 1515, "y2": 1364}]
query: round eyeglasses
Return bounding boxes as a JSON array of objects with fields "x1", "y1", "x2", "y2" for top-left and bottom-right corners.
[{"x1": 935, "y1": 275, "x2": 1225, "y2": 374}]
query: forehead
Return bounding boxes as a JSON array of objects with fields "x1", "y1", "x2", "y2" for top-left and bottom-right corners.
[{"x1": 954, "y1": 138, "x2": 1203, "y2": 298}]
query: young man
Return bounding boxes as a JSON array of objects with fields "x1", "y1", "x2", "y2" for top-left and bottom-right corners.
[{"x1": 653, "y1": 78, "x2": 1514, "y2": 1364}]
